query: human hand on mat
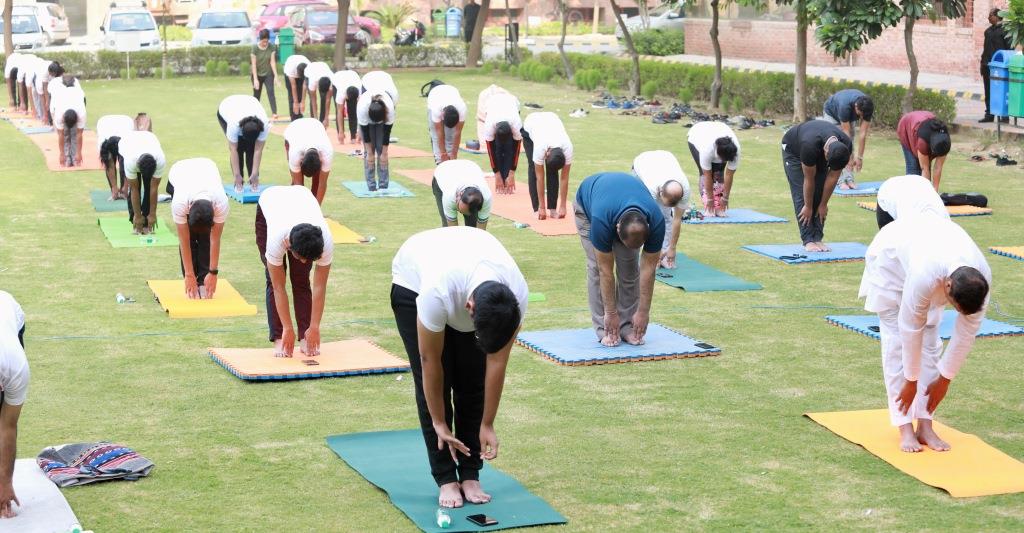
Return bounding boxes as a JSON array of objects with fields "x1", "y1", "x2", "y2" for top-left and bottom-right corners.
[
  {"x1": 184, "y1": 274, "x2": 200, "y2": 299},
  {"x1": 926, "y1": 376, "x2": 951, "y2": 413},
  {"x1": 798, "y1": 205, "x2": 813, "y2": 226},
  {"x1": 0, "y1": 482, "x2": 19, "y2": 518},
  {"x1": 556, "y1": 204, "x2": 566, "y2": 219},
  {"x1": 434, "y1": 423, "x2": 470, "y2": 462},
  {"x1": 304, "y1": 326, "x2": 321, "y2": 356},
  {"x1": 203, "y1": 274, "x2": 218, "y2": 300},
  {"x1": 479, "y1": 424, "x2": 499, "y2": 460},
  {"x1": 536, "y1": 209, "x2": 546, "y2": 220},
  {"x1": 896, "y1": 379, "x2": 918, "y2": 415},
  {"x1": 277, "y1": 328, "x2": 296, "y2": 357},
  {"x1": 75, "y1": 153, "x2": 83, "y2": 166}
]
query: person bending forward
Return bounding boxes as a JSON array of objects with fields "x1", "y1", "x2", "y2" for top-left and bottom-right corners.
[
  {"x1": 169, "y1": 158, "x2": 230, "y2": 299},
  {"x1": 780, "y1": 119, "x2": 851, "y2": 252},
  {"x1": 633, "y1": 150, "x2": 690, "y2": 269}
]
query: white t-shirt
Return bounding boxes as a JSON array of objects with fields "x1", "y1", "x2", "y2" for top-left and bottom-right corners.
[
  {"x1": 361, "y1": 70, "x2": 398, "y2": 104},
  {"x1": 0, "y1": 291, "x2": 29, "y2": 407},
  {"x1": 119, "y1": 131, "x2": 167, "y2": 177},
  {"x1": 219, "y1": 95, "x2": 270, "y2": 143},
  {"x1": 258, "y1": 185, "x2": 334, "y2": 267},
  {"x1": 15, "y1": 54, "x2": 35, "y2": 82},
  {"x1": 633, "y1": 150, "x2": 691, "y2": 207},
  {"x1": 50, "y1": 87, "x2": 86, "y2": 130},
  {"x1": 33, "y1": 61, "x2": 52, "y2": 93},
  {"x1": 282, "y1": 54, "x2": 309, "y2": 78},
  {"x1": 523, "y1": 112, "x2": 573, "y2": 165},
  {"x1": 284, "y1": 118, "x2": 334, "y2": 173},
  {"x1": 480, "y1": 93, "x2": 522, "y2": 142},
  {"x1": 46, "y1": 76, "x2": 80, "y2": 97},
  {"x1": 391, "y1": 226, "x2": 528, "y2": 334},
  {"x1": 304, "y1": 61, "x2": 333, "y2": 92},
  {"x1": 435, "y1": 160, "x2": 492, "y2": 222},
  {"x1": 332, "y1": 70, "x2": 362, "y2": 103},
  {"x1": 876, "y1": 175, "x2": 948, "y2": 222},
  {"x1": 96, "y1": 114, "x2": 135, "y2": 151},
  {"x1": 687, "y1": 121, "x2": 741, "y2": 172},
  {"x1": 3, "y1": 53, "x2": 21, "y2": 78},
  {"x1": 356, "y1": 90, "x2": 396, "y2": 126},
  {"x1": 427, "y1": 85, "x2": 467, "y2": 124},
  {"x1": 169, "y1": 158, "x2": 230, "y2": 225}
]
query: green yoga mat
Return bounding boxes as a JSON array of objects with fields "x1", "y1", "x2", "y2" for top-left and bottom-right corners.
[
  {"x1": 97, "y1": 217, "x2": 178, "y2": 248},
  {"x1": 656, "y1": 252, "x2": 761, "y2": 292},
  {"x1": 90, "y1": 190, "x2": 127, "y2": 212},
  {"x1": 326, "y1": 430, "x2": 567, "y2": 533}
]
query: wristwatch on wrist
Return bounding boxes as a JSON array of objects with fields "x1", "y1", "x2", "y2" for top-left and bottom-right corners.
[{"x1": 209, "y1": 269, "x2": 219, "y2": 276}]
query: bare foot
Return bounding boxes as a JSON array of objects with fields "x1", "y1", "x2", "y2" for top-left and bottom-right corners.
[
  {"x1": 234, "y1": 177, "x2": 244, "y2": 194},
  {"x1": 461, "y1": 480, "x2": 492, "y2": 504},
  {"x1": 600, "y1": 333, "x2": 620, "y2": 347},
  {"x1": 816, "y1": 241, "x2": 831, "y2": 252},
  {"x1": 248, "y1": 176, "x2": 260, "y2": 192},
  {"x1": 438, "y1": 482, "x2": 463, "y2": 508},
  {"x1": 899, "y1": 424, "x2": 923, "y2": 453},
  {"x1": 273, "y1": 338, "x2": 286, "y2": 357},
  {"x1": 535, "y1": 210, "x2": 546, "y2": 220},
  {"x1": 548, "y1": 208, "x2": 557, "y2": 219},
  {"x1": 916, "y1": 420, "x2": 951, "y2": 452},
  {"x1": 838, "y1": 181, "x2": 854, "y2": 190},
  {"x1": 624, "y1": 332, "x2": 644, "y2": 345},
  {"x1": 804, "y1": 242, "x2": 822, "y2": 252},
  {"x1": 299, "y1": 338, "x2": 309, "y2": 355},
  {"x1": 132, "y1": 224, "x2": 143, "y2": 235}
]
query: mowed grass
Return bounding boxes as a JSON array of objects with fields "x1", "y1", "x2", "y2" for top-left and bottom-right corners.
[{"x1": 1, "y1": 71, "x2": 1023, "y2": 532}]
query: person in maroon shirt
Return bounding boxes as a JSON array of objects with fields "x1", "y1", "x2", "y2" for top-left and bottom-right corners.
[{"x1": 897, "y1": 111, "x2": 950, "y2": 190}]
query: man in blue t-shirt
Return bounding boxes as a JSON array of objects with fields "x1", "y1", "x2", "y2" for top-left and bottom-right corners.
[
  {"x1": 574, "y1": 172, "x2": 665, "y2": 347},
  {"x1": 822, "y1": 89, "x2": 873, "y2": 190}
]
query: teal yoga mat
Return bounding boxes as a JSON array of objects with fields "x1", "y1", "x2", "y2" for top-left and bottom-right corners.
[
  {"x1": 97, "y1": 217, "x2": 178, "y2": 248},
  {"x1": 656, "y1": 253, "x2": 761, "y2": 292},
  {"x1": 90, "y1": 190, "x2": 128, "y2": 212},
  {"x1": 326, "y1": 430, "x2": 567, "y2": 533},
  {"x1": 341, "y1": 181, "x2": 415, "y2": 198}
]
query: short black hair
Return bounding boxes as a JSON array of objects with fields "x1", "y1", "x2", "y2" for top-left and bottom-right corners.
[
  {"x1": 300, "y1": 149, "x2": 322, "y2": 178},
  {"x1": 317, "y1": 76, "x2": 332, "y2": 94},
  {"x1": 137, "y1": 153, "x2": 157, "y2": 179},
  {"x1": 471, "y1": 280, "x2": 521, "y2": 354},
  {"x1": 949, "y1": 266, "x2": 989, "y2": 315},
  {"x1": 715, "y1": 136, "x2": 737, "y2": 162},
  {"x1": 62, "y1": 109, "x2": 78, "y2": 130},
  {"x1": 100, "y1": 136, "x2": 121, "y2": 167},
  {"x1": 826, "y1": 141, "x2": 851, "y2": 170},
  {"x1": 368, "y1": 99, "x2": 387, "y2": 123},
  {"x1": 295, "y1": 63, "x2": 307, "y2": 78},
  {"x1": 188, "y1": 199, "x2": 215, "y2": 234},
  {"x1": 460, "y1": 186, "x2": 484, "y2": 215},
  {"x1": 47, "y1": 61, "x2": 64, "y2": 78},
  {"x1": 345, "y1": 85, "x2": 360, "y2": 103},
  {"x1": 854, "y1": 95, "x2": 874, "y2": 122},
  {"x1": 258, "y1": 29, "x2": 271, "y2": 41},
  {"x1": 289, "y1": 223, "x2": 325, "y2": 262},
  {"x1": 240, "y1": 116, "x2": 264, "y2": 144},
  {"x1": 442, "y1": 105, "x2": 460, "y2": 128},
  {"x1": 616, "y1": 208, "x2": 649, "y2": 248},
  {"x1": 545, "y1": 148, "x2": 566, "y2": 171},
  {"x1": 495, "y1": 121, "x2": 512, "y2": 142}
]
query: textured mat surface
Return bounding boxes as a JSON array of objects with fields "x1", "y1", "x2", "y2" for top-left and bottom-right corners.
[
  {"x1": 8, "y1": 459, "x2": 80, "y2": 533},
  {"x1": 684, "y1": 208, "x2": 786, "y2": 225},
  {"x1": 656, "y1": 253, "x2": 761, "y2": 292},
  {"x1": 832, "y1": 181, "x2": 883, "y2": 197},
  {"x1": 210, "y1": 340, "x2": 409, "y2": 380},
  {"x1": 325, "y1": 218, "x2": 366, "y2": 244},
  {"x1": 97, "y1": 217, "x2": 178, "y2": 248},
  {"x1": 28, "y1": 130, "x2": 104, "y2": 171},
  {"x1": 516, "y1": 323, "x2": 720, "y2": 365},
  {"x1": 742, "y1": 242, "x2": 867, "y2": 264},
  {"x1": 825, "y1": 310, "x2": 1024, "y2": 340},
  {"x1": 989, "y1": 246, "x2": 1024, "y2": 261},
  {"x1": 224, "y1": 184, "x2": 271, "y2": 204},
  {"x1": 341, "y1": 180, "x2": 415, "y2": 198},
  {"x1": 148, "y1": 279, "x2": 257, "y2": 318},
  {"x1": 270, "y1": 123, "x2": 432, "y2": 157},
  {"x1": 90, "y1": 190, "x2": 128, "y2": 212}
]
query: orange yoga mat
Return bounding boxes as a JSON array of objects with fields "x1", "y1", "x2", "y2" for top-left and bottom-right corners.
[
  {"x1": 857, "y1": 201, "x2": 992, "y2": 217},
  {"x1": 806, "y1": 409, "x2": 1024, "y2": 497},
  {"x1": 269, "y1": 123, "x2": 432, "y2": 158},
  {"x1": 0, "y1": 108, "x2": 34, "y2": 122},
  {"x1": 148, "y1": 279, "x2": 258, "y2": 319},
  {"x1": 28, "y1": 130, "x2": 104, "y2": 172},
  {"x1": 396, "y1": 168, "x2": 577, "y2": 237},
  {"x1": 208, "y1": 339, "x2": 410, "y2": 381}
]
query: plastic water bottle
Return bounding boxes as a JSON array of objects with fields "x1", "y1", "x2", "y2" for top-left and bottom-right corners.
[
  {"x1": 514, "y1": 222, "x2": 530, "y2": 229},
  {"x1": 116, "y1": 293, "x2": 126, "y2": 304},
  {"x1": 366, "y1": 235, "x2": 377, "y2": 243},
  {"x1": 435, "y1": 508, "x2": 452, "y2": 529}
]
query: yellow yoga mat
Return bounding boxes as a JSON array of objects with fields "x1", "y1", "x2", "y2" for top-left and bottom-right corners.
[
  {"x1": 325, "y1": 218, "x2": 366, "y2": 244},
  {"x1": 208, "y1": 340, "x2": 410, "y2": 380},
  {"x1": 806, "y1": 409, "x2": 1024, "y2": 497},
  {"x1": 990, "y1": 246, "x2": 1024, "y2": 261},
  {"x1": 857, "y1": 201, "x2": 993, "y2": 217},
  {"x1": 147, "y1": 279, "x2": 258, "y2": 319}
]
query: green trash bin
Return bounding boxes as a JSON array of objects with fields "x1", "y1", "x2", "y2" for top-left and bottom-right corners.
[
  {"x1": 1008, "y1": 54, "x2": 1024, "y2": 117},
  {"x1": 432, "y1": 9, "x2": 446, "y2": 38},
  {"x1": 278, "y1": 27, "x2": 295, "y2": 64}
]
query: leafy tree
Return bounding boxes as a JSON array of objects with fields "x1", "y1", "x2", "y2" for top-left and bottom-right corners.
[{"x1": 1001, "y1": 0, "x2": 1024, "y2": 48}]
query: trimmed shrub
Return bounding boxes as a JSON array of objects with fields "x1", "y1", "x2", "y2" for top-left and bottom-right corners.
[
  {"x1": 604, "y1": 77, "x2": 620, "y2": 92},
  {"x1": 632, "y1": 29, "x2": 684, "y2": 56},
  {"x1": 641, "y1": 80, "x2": 658, "y2": 100},
  {"x1": 678, "y1": 87, "x2": 694, "y2": 104}
]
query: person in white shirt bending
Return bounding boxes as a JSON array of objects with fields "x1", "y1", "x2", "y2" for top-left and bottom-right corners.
[
  {"x1": 426, "y1": 83, "x2": 467, "y2": 165},
  {"x1": 119, "y1": 131, "x2": 166, "y2": 235},
  {"x1": 357, "y1": 72, "x2": 398, "y2": 192},
  {"x1": 632, "y1": 150, "x2": 690, "y2": 269},
  {"x1": 331, "y1": 69, "x2": 361, "y2": 145},
  {"x1": 284, "y1": 118, "x2": 334, "y2": 204},
  {"x1": 217, "y1": 95, "x2": 270, "y2": 193},
  {"x1": 0, "y1": 291, "x2": 29, "y2": 519},
  {"x1": 168, "y1": 158, "x2": 230, "y2": 299},
  {"x1": 304, "y1": 60, "x2": 333, "y2": 129},
  {"x1": 431, "y1": 160, "x2": 492, "y2": 230}
]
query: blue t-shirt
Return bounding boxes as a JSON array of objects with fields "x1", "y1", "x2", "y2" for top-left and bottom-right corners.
[
  {"x1": 575, "y1": 172, "x2": 666, "y2": 254},
  {"x1": 823, "y1": 89, "x2": 866, "y2": 124}
]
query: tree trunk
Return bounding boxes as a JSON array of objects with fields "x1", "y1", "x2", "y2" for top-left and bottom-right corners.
[
  {"x1": 639, "y1": 0, "x2": 650, "y2": 30},
  {"x1": 505, "y1": 0, "x2": 518, "y2": 64},
  {"x1": 334, "y1": 0, "x2": 351, "y2": 69},
  {"x1": 466, "y1": 0, "x2": 491, "y2": 67},
  {"x1": 557, "y1": 0, "x2": 574, "y2": 81},
  {"x1": 3, "y1": 0, "x2": 12, "y2": 57},
  {"x1": 710, "y1": 0, "x2": 722, "y2": 108},
  {"x1": 609, "y1": 0, "x2": 640, "y2": 96},
  {"x1": 902, "y1": 16, "x2": 917, "y2": 113},
  {"x1": 793, "y1": 0, "x2": 808, "y2": 122}
]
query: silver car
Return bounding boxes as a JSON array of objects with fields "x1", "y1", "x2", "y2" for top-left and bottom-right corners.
[
  {"x1": 16, "y1": 3, "x2": 70, "y2": 46},
  {"x1": 1, "y1": 13, "x2": 47, "y2": 51},
  {"x1": 190, "y1": 9, "x2": 256, "y2": 47},
  {"x1": 615, "y1": 4, "x2": 685, "y2": 38}
]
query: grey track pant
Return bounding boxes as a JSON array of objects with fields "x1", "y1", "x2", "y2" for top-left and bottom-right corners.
[
  {"x1": 782, "y1": 148, "x2": 826, "y2": 244},
  {"x1": 427, "y1": 109, "x2": 456, "y2": 165},
  {"x1": 574, "y1": 202, "x2": 640, "y2": 340}
]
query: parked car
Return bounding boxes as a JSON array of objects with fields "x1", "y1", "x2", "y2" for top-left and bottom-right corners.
[
  {"x1": 615, "y1": 4, "x2": 685, "y2": 38},
  {"x1": 0, "y1": 12, "x2": 46, "y2": 51},
  {"x1": 352, "y1": 15, "x2": 381, "y2": 42},
  {"x1": 147, "y1": 0, "x2": 199, "y2": 26},
  {"x1": 16, "y1": 2, "x2": 70, "y2": 46},
  {"x1": 255, "y1": 0, "x2": 328, "y2": 34},
  {"x1": 190, "y1": 9, "x2": 255, "y2": 47},
  {"x1": 288, "y1": 6, "x2": 366, "y2": 53},
  {"x1": 100, "y1": 1, "x2": 162, "y2": 50}
]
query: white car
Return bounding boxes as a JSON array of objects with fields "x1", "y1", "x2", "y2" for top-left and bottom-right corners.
[
  {"x1": 190, "y1": 9, "x2": 255, "y2": 47},
  {"x1": 16, "y1": 2, "x2": 70, "y2": 46},
  {"x1": 1, "y1": 12, "x2": 46, "y2": 51},
  {"x1": 615, "y1": 4, "x2": 685, "y2": 38},
  {"x1": 100, "y1": 2, "x2": 162, "y2": 50}
]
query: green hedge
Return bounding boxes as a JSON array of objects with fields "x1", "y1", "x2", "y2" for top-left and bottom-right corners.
[{"x1": 632, "y1": 30, "x2": 684, "y2": 56}]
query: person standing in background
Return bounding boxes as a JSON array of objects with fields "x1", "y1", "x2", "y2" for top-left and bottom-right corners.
[
  {"x1": 463, "y1": 1, "x2": 481, "y2": 43},
  {"x1": 980, "y1": 8, "x2": 1011, "y2": 124},
  {"x1": 250, "y1": 29, "x2": 279, "y2": 121}
]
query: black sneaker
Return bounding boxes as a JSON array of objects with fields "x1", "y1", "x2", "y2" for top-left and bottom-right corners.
[
  {"x1": 996, "y1": 156, "x2": 1018, "y2": 166},
  {"x1": 979, "y1": 115, "x2": 995, "y2": 123},
  {"x1": 999, "y1": 116, "x2": 1010, "y2": 123}
]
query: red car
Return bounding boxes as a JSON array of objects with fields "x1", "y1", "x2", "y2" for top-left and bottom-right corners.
[
  {"x1": 289, "y1": 5, "x2": 366, "y2": 52},
  {"x1": 256, "y1": 1, "x2": 379, "y2": 41}
]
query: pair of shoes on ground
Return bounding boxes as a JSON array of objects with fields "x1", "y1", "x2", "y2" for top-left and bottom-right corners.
[{"x1": 569, "y1": 109, "x2": 587, "y2": 118}]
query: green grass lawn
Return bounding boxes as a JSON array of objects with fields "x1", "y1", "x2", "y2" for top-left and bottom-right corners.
[{"x1": 2, "y1": 71, "x2": 1023, "y2": 531}]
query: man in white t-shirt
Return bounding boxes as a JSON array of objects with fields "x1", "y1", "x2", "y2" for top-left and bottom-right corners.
[
  {"x1": 217, "y1": 95, "x2": 269, "y2": 193},
  {"x1": 169, "y1": 158, "x2": 230, "y2": 299},
  {"x1": 521, "y1": 112, "x2": 573, "y2": 219},
  {"x1": 426, "y1": 84, "x2": 467, "y2": 165},
  {"x1": 50, "y1": 83, "x2": 86, "y2": 168},
  {"x1": 687, "y1": 121, "x2": 740, "y2": 217},
  {"x1": 390, "y1": 227, "x2": 527, "y2": 509},
  {"x1": 282, "y1": 54, "x2": 309, "y2": 120},
  {"x1": 633, "y1": 150, "x2": 691, "y2": 269},
  {"x1": 357, "y1": 87, "x2": 396, "y2": 192},
  {"x1": 13, "y1": 54, "x2": 36, "y2": 114},
  {"x1": 27, "y1": 57, "x2": 50, "y2": 122},
  {"x1": 332, "y1": 69, "x2": 361, "y2": 145},
  {"x1": 0, "y1": 290, "x2": 29, "y2": 519},
  {"x1": 431, "y1": 160, "x2": 491, "y2": 229},
  {"x1": 303, "y1": 61, "x2": 333, "y2": 127},
  {"x1": 33, "y1": 60, "x2": 59, "y2": 125},
  {"x1": 256, "y1": 186, "x2": 334, "y2": 357},
  {"x1": 361, "y1": 70, "x2": 398, "y2": 104},
  {"x1": 4, "y1": 52, "x2": 23, "y2": 110},
  {"x1": 284, "y1": 118, "x2": 333, "y2": 204},
  {"x1": 97, "y1": 115, "x2": 136, "y2": 201},
  {"x1": 477, "y1": 85, "x2": 522, "y2": 193},
  {"x1": 874, "y1": 174, "x2": 948, "y2": 229},
  {"x1": 119, "y1": 131, "x2": 167, "y2": 235}
]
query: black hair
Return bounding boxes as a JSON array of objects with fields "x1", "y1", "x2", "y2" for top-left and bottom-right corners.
[
  {"x1": 239, "y1": 116, "x2": 264, "y2": 145},
  {"x1": 62, "y1": 109, "x2": 78, "y2": 131},
  {"x1": 300, "y1": 149, "x2": 322, "y2": 178},
  {"x1": 289, "y1": 223, "x2": 325, "y2": 262},
  {"x1": 442, "y1": 105, "x2": 460, "y2": 129},
  {"x1": 187, "y1": 199, "x2": 214, "y2": 234},
  {"x1": 368, "y1": 98, "x2": 387, "y2": 123},
  {"x1": 137, "y1": 153, "x2": 157, "y2": 180},
  {"x1": 47, "y1": 61, "x2": 64, "y2": 78},
  {"x1": 317, "y1": 76, "x2": 332, "y2": 94},
  {"x1": 258, "y1": 29, "x2": 271, "y2": 41},
  {"x1": 826, "y1": 141, "x2": 851, "y2": 170},
  {"x1": 545, "y1": 147, "x2": 566, "y2": 171},
  {"x1": 949, "y1": 266, "x2": 989, "y2": 315},
  {"x1": 345, "y1": 85, "x2": 360, "y2": 103},
  {"x1": 460, "y1": 186, "x2": 484, "y2": 215},
  {"x1": 100, "y1": 136, "x2": 121, "y2": 167},
  {"x1": 295, "y1": 63, "x2": 307, "y2": 78},
  {"x1": 928, "y1": 120, "x2": 951, "y2": 157},
  {"x1": 495, "y1": 121, "x2": 512, "y2": 142},
  {"x1": 616, "y1": 208, "x2": 649, "y2": 247},
  {"x1": 715, "y1": 136, "x2": 738, "y2": 162},
  {"x1": 855, "y1": 95, "x2": 874, "y2": 122},
  {"x1": 471, "y1": 280, "x2": 521, "y2": 354}
]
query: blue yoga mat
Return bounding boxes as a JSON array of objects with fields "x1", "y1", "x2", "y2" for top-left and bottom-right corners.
[
  {"x1": 743, "y1": 242, "x2": 867, "y2": 264},
  {"x1": 326, "y1": 430, "x2": 567, "y2": 533},
  {"x1": 516, "y1": 323, "x2": 720, "y2": 365},
  {"x1": 657, "y1": 253, "x2": 761, "y2": 292},
  {"x1": 684, "y1": 208, "x2": 786, "y2": 225},
  {"x1": 342, "y1": 181, "x2": 415, "y2": 198},
  {"x1": 223, "y1": 184, "x2": 271, "y2": 204},
  {"x1": 832, "y1": 181, "x2": 883, "y2": 197},
  {"x1": 825, "y1": 310, "x2": 1024, "y2": 340},
  {"x1": 20, "y1": 126, "x2": 53, "y2": 135}
]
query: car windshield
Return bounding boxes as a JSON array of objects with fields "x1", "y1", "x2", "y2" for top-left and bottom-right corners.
[
  {"x1": 109, "y1": 13, "x2": 156, "y2": 31},
  {"x1": 198, "y1": 12, "x2": 250, "y2": 29},
  {"x1": 1, "y1": 15, "x2": 40, "y2": 34},
  {"x1": 306, "y1": 11, "x2": 336, "y2": 25}
]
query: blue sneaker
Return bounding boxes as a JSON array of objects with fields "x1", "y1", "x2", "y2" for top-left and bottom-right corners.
[
  {"x1": 606, "y1": 100, "x2": 621, "y2": 109},
  {"x1": 621, "y1": 101, "x2": 636, "y2": 110}
]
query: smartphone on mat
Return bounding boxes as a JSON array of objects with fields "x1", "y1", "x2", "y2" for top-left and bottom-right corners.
[
  {"x1": 302, "y1": 359, "x2": 320, "y2": 366},
  {"x1": 466, "y1": 514, "x2": 498, "y2": 526},
  {"x1": 695, "y1": 342, "x2": 716, "y2": 350}
]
